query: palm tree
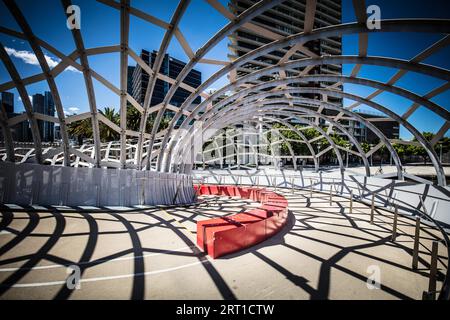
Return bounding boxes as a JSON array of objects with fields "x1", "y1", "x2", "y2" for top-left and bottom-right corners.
[
  {"x1": 68, "y1": 105, "x2": 192, "y2": 145},
  {"x1": 126, "y1": 103, "x2": 141, "y2": 132},
  {"x1": 68, "y1": 118, "x2": 92, "y2": 145},
  {"x1": 68, "y1": 107, "x2": 120, "y2": 143},
  {"x1": 99, "y1": 107, "x2": 119, "y2": 142}
]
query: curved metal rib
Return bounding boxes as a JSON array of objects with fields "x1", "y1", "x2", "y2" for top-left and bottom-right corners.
[
  {"x1": 5, "y1": 0, "x2": 71, "y2": 166},
  {"x1": 61, "y1": 0, "x2": 102, "y2": 167},
  {"x1": 0, "y1": 42, "x2": 43, "y2": 163}
]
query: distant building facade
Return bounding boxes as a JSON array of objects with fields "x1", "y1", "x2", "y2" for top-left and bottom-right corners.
[
  {"x1": 1, "y1": 92, "x2": 14, "y2": 114},
  {"x1": 228, "y1": 0, "x2": 342, "y2": 106},
  {"x1": 32, "y1": 91, "x2": 55, "y2": 142},
  {"x1": 226, "y1": 0, "x2": 400, "y2": 145},
  {"x1": 127, "y1": 66, "x2": 135, "y2": 96},
  {"x1": 357, "y1": 111, "x2": 400, "y2": 143},
  {"x1": 1, "y1": 91, "x2": 30, "y2": 142},
  {"x1": 129, "y1": 50, "x2": 201, "y2": 108}
]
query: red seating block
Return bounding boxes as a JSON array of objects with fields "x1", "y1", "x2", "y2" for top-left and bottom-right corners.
[
  {"x1": 247, "y1": 208, "x2": 272, "y2": 219},
  {"x1": 195, "y1": 184, "x2": 289, "y2": 258}
]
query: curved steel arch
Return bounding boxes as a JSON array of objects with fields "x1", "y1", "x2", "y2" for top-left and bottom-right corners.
[
  {"x1": 169, "y1": 77, "x2": 437, "y2": 182},
  {"x1": 195, "y1": 124, "x2": 274, "y2": 171},
  {"x1": 191, "y1": 108, "x2": 346, "y2": 174},
  {"x1": 136, "y1": 0, "x2": 190, "y2": 170},
  {"x1": 178, "y1": 105, "x2": 344, "y2": 173},
  {"x1": 176, "y1": 101, "x2": 372, "y2": 177},
  {"x1": 196, "y1": 121, "x2": 281, "y2": 170},
  {"x1": 168, "y1": 88, "x2": 403, "y2": 180},
  {"x1": 163, "y1": 64, "x2": 447, "y2": 177},
  {"x1": 171, "y1": 108, "x2": 321, "y2": 172},
  {"x1": 247, "y1": 120, "x2": 296, "y2": 170},
  {"x1": 162, "y1": 54, "x2": 450, "y2": 128},
  {"x1": 192, "y1": 118, "x2": 295, "y2": 172},
  {"x1": 0, "y1": 3, "x2": 448, "y2": 186},
  {"x1": 262, "y1": 113, "x2": 370, "y2": 174},
  {"x1": 5, "y1": 0, "x2": 71, "y2": 166},
  {"x1": 62, "y1": 0, "x2": 102, "y2": 167},
  {"x1": 158, "y1": 19, "x2": 450, "y2": 157},
  {"x1": 0, "y1": 43, "x2": 43, "y2": 164},
  {"x1": 144, "y1": 0, "x2": 285, "y2": 170},
  {"x1": 197, "y1": 114, "x2": 335, "y2": 172},
  {"x1": 263, "y1": 117, "x2": 319, "y2": 171}
]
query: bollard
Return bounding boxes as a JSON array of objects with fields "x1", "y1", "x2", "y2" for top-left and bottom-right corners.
[
  {"x1": 310, "y1": 179, "x2": 313, "y2": 198},
  {"x1": 141, "y1": 178, "x2": 146, "y2": 205},
  {"x1": 392, "y1": 205, "x2": 398, "y2": 241},
  {"x1": 95, "y1": 184, "x2": 100, "y2": 207},
  {"x1": 349, "y1": 190, "x2": 353, "y2": 214},
  {"x1": 370, "y1": 193, "x2": 375, "y2": 224},
  {"x1": 329, "y1": 183, "x2": 333, "y2": 206},
  {"x1": 273, "y1": 176, "x2": 277, "y2": 191},
  {"x1": 412, "y1": 216, "x2": 421, "y2": 270},
  {"x1": 422, "y1": 291, "x2": 435, "y2": 300},
  {"x1": 291, "y1": 177, "x2": 294, "y2": 194},
  {"x1": 58, "y1": 183, "x2": 66, "y2": 206},
  {"x1": 428, "y1": 241, "x2": 439, "y2": 300}
]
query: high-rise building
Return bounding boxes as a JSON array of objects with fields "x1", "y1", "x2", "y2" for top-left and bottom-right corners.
[
  {"x1": 227, "y1": 0, "x2": 400, "y2": 145},
  {"x1": 54, "y1": 124, "x2": 61, "y2": 141},
  {"x1": 228, "y1": 0, "x2": 342, "y2": 105},
  {"x1": 127, "y1": 66, "x2": 135, "y2": 96},
  {"x1": 32, "y1": 91, "x2": 55, "y2": 142},
  {"x1": 228, "y1": 0, "x2": 342, "y2": 75},
  {"x1": 0, "y1": 92, "x2": 31, "y2": 142},
  {"x1": 130, "y1": 50, "x2": 201, "y2": 108},
  {"x1": 356, "y1": 110, "x2": 400, "y2": 143},
  {"x1": 1, "y1": 91, "x2": 14, "y2": 114}
]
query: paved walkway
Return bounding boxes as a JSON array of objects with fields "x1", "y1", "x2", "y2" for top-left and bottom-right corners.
[
  {"x1": 0, "y1": 189, "x2": 447, "y2": 299},
  {"x1": 341, "y1": 165, "x2": 450, "y2": 177}
]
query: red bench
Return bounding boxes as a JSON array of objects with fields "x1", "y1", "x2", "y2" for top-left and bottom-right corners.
[{"x1": 195, "y1": 184, "x2": 289, "y2": 258}]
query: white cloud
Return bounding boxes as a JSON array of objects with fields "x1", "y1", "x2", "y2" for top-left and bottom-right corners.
[
  {"x1": 18, "y1": 95, "x2": 33, "y2": 103},
  {"x1": 64, "y1": 106, "x2": 80, "y2": 116},
  {"x1": 5, "y1": 47, "x2": 79, "y2": 73},
  {"x1": 205, "y1": 88, "x2": 217, "y2": 94}
]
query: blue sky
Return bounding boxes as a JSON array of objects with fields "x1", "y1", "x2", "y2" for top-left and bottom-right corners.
[{"x1": 0, "y1": 0, "x2": 449, "y2": 140}]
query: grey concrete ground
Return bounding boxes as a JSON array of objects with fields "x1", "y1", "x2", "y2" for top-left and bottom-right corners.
[{"x1": 0, "y1": 189, "x2": 447, "y2": 300}]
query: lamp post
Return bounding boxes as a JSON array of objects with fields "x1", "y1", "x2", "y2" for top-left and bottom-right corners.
[
  {"x1": 346, "y1": 145, "x2": 349, "y2": 168},
  {"x1": 317, "y1": 142, "x2": 321, "y2": 168},
  {"x1": 370, "y1": 143, "x2": 373, "y2": 166}
]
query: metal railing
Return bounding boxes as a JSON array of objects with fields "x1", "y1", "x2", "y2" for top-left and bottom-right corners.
[{"x1": 193, "y1": 171, "x2": 450, "y2": 300}]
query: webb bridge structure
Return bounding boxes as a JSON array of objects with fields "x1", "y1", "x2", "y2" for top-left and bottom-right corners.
[{"x1": 0, "y1": 0, "x2": 449, "y2": 300}]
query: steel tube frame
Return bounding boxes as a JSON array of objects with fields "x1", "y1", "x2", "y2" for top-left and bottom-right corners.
[
  {"x1": 5, "y1": 0, "x2": 71, "y2": 166},
  {"x1": 159, "y1": 20, "x2": 450, "y2": 168}
]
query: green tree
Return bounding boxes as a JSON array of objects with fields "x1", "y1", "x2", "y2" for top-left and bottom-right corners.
[
  {"x1": 393, "y1": 143, "x2": 408, "y2": 161},
  {"x1": 67, "y1": 118, "x2": 92, "y2": 145},
  {"x1": 410, "y1": 132, "x2": 434, "y2": 164},
  {"x1": 361, "y1": 142, "x2": 371, "y2": 154},
  {"x1": 68, "y1": 105, "x2": 162, "y2": 144},
  {"x1": 99, "y1": 107, "x2": 120, "y2": 142},
  {"x1": 126, "y1": 103, "x2": 141, "y2": 132}
]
